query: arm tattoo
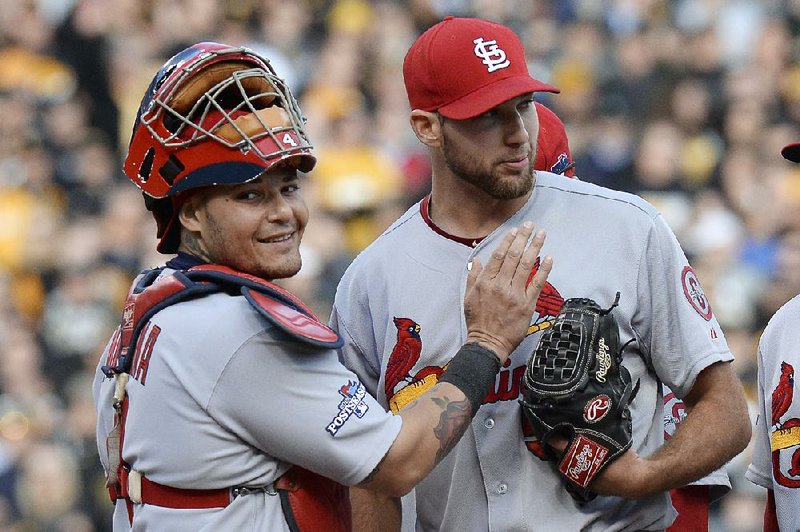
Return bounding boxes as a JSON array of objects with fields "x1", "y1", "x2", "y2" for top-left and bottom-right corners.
[
  {"x1": 358, "y1": 452, "x2": 388, "y2": 486},
  {"x1": 431, "y1": 396, "x2": 472, "y2": 464},
  {"x1": 357, "y1": 396, "x2": 471, "y2": 486}
]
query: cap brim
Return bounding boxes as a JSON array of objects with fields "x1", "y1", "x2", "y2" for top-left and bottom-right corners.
[
  {"x1": 438, "y1": 76, "x2": 559, "y2": 120},
  {"x1": 168, "y1": 152, "x2": 316, "y2": 197},
  {"x1": 782, "y1": 142, "x2": 800, "y2": 163}
]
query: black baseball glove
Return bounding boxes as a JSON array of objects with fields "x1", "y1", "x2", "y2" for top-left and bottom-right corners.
[{"x1": 519, "y1": 293, "x2": 638, "y2": 503}]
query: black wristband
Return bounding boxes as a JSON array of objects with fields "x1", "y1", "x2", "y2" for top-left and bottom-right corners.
[{"x1": 439, "y1": 342, "x2": 502, "y2": 416}]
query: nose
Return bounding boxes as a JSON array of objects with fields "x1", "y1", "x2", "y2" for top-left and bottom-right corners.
[
  {"x1": 266, "y1": 195, "x2": 294, "y2": 224},
  {"x1": 503, "y1": 112, "x2": 530, "y2": 146}
]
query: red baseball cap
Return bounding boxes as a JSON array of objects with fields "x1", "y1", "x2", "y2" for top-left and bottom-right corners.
[
  {"x1": 403, "y1": 17, "x2": 559, "y2": 120},
  {"x1": 533, "y1": 102, "x2": 575, "y2": 177},
  {"x1": 782, "y1": 142, "x2": 800, "y2": 163}
]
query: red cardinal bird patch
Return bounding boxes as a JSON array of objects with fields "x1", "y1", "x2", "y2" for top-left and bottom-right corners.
[{"x1": 770, "y1": 361, "x2": 800, "y2": 488}]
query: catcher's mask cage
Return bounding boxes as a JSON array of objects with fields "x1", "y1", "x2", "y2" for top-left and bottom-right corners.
[{"x1": 124, "y1": 42, "x2": 316, "y2": 253}]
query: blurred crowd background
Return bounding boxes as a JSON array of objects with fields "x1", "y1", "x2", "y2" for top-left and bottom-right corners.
[{"x1": 0, "y1": 0, "x2": 797, "y2": 530}]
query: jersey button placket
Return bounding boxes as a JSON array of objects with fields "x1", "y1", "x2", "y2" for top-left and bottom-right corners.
[
  {"x1": 484, "y1": 418, "x2": 495, "y2": 429},
  {"x1": 497, "y1": 482, "x2": 508, "y2": 495}
]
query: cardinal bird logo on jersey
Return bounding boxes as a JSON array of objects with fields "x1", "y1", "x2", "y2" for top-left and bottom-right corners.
[
  {"x1": 526, "y1": 257, "x2": 564, "y2": 334},
  {"x1": 791, "y1": 449, "x2": 800, "y2": 478},
  {"x1": 772, "y1": 362, "x2": 794, "y2": 428},
  {"x1": 384, "y1": 318, "x2": 445, "y2": 413},
  {"x1": 384, "y1": 318, "x2": 423, "y2": 400},
  {"x1": 769, "y1": 361, "x2": 800, "y2": 488}
]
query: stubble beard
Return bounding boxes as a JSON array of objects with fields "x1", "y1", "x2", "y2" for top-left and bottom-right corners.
[
  {"x1": 442, "y1": 135, "x2": 534, "y2": 200},
  {"x1": 202, "y1": 212, "x2": 303, "y2": 281}
]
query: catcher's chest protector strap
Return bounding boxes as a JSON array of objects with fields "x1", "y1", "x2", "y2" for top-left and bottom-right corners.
[{"x1": 102, "y1": 264, "x2": 342, "y2": 377}]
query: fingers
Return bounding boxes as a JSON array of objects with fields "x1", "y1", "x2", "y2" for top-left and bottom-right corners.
[
  {"x1": 463, "y1": 222, "x2": 550, "y2": 361},
  {"x1": 526, "y1": 254, "x2": 552, "y2": 301},
  {"x1": 480, "y1": 227, "x2": 519, "y2": 280},
  {"x1": 512, "y1": 229, "x2": 546, "y2": 293},
  {"x1": 482, "y1": 223, "x2": 549, "y2": 293},
  {"x1": 495, "y1": 222, "x2": 535, "y2": 282}
]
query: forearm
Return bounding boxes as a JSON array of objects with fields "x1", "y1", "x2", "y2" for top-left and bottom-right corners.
[
  {"x1": 359, "y1": 381, "x2": 471, "y2": 496},
  {"x1": 350, "y1": 486, "x2": 401, "y2": 532},
  {"x1": 594, "y1": 362, "x2": 751, "y2": 498},
  {"x1": 643, "y1": 369, "x2": 749, "y2": 490}
]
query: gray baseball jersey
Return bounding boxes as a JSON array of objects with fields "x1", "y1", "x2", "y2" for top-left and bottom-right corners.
[
  {"x1": 331, "y1": 171, "x2": 733, "y2": 531},
  {"x1": 94, "y1": 268, "x2": 401, "y2": 531},
  {"x1": 746, "y1": 294, "x2": 800, "y2": 531}
]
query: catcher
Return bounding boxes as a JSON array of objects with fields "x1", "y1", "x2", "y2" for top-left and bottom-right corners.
[{"x1": 92, "y1": 42, "x2": 553, "y2": 530}]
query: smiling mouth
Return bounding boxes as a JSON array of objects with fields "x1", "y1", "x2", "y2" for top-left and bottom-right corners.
[{"x1": 261, "y1": 232, "x2": 295, "y2": 244}]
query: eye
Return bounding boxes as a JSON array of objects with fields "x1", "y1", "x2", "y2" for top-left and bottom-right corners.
[
  {"x1": 235, "y1": 190, "x2": 261, "y2": 201},
  {"x1": 516, "y1": 97, "x2": 537, "y2": 115},
  {"x1": 282, "y1": 182, "x2": 301, "y2": 195}
]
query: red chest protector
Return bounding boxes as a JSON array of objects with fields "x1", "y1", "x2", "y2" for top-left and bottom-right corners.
[{"x1": 102, "y1": 264, "x2": 350, "y2": 532}]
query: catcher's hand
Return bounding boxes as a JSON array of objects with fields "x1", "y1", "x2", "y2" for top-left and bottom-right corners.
[{"x1": 519, "y1": 293, "x2": 639, "y2": 502}]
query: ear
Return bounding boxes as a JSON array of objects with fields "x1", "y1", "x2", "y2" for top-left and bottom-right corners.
[
  {"x1": 177, "y1": 191, "x2": 206, "y2": 233},
  {"x1": 409, "y1": 110, "x2": 443, "y2": 148}
]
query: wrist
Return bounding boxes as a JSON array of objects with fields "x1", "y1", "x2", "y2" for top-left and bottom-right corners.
[
  {"x1": 440, "y1": 343, "x2": 502, "y2": 416},
  {"x1": 464, "y1": 333, "x2": 512, "y2": 361}
]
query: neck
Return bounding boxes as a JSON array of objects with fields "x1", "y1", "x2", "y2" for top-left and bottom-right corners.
[
  {"x1": 428, "y1": 174, "x2": 532, "y2": 239},
  {"x1": 165, "y1": 251, "x2": 207, "y2": 270}
]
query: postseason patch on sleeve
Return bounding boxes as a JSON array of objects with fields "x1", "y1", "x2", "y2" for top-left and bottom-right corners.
[{"x1": 326, "y1": 380, "x2": 370, "y2": 437}]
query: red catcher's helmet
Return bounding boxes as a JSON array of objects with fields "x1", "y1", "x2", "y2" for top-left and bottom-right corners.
[{"x1": 124, "y1": 42, "x2": 316, "y2": 253}]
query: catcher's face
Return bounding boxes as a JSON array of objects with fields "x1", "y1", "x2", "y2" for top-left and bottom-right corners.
[
  {"x1": 179, "y1": 166, "x2": 308, "y2": 280},
  {"x1": 440, "y1": 93, "x2": 539, "y2": 200}
]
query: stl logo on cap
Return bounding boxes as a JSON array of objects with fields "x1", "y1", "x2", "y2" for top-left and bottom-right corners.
[{"x1": 473, "y1": 37, "x2": 510, "y2": 72}]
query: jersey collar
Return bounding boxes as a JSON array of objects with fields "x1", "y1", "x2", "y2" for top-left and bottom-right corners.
[{"x1": 419, "y1": 194, "x2": 485, "y2": 248}]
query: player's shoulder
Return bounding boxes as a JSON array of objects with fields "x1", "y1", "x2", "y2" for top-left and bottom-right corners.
[
  {"x1": 535, "y1": 171, "x2": 660, "y2": 220},
  {"x1": 345, "y1": 201, "x2": 423, "y2": 267},
  {"x1": 763, "y1": 294, "x2": 800, "y2": 337},
  {"x1": 156, "y1": 290, "x2": 267, "y2": 339},
  {"x1": 332, "y1": 200, "x2": 431, "y2": 306}
]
